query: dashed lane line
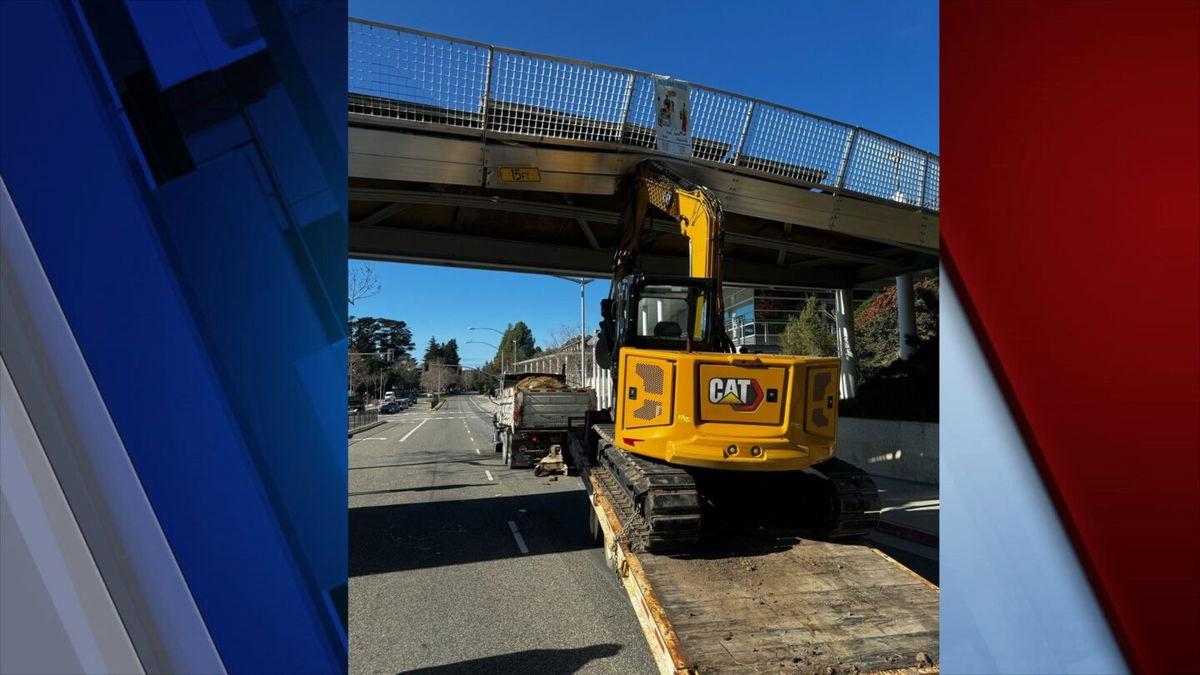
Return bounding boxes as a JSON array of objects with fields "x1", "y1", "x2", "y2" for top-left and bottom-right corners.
[{"x1": 507, "y1": 520, "x2": 529, "y2": 554}]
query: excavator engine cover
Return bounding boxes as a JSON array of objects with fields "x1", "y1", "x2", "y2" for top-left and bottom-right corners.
[{"x1": 615, "y1": 348, "x2": 840, "y2": 472}]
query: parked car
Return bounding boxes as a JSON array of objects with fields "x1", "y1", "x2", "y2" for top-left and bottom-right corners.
[{"x1": 380, "y1": 401, "x2": 402, "y2": 414}]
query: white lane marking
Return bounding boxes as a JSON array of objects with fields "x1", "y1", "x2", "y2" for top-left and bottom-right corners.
[
  {"x1": 507, "y1": 520, "x2": 529, "y2": 554},
  {"x1": 358, "y1": 437, "x2": 387, "y2": 441},
  {"x1": 485, "y1": 471, "x2": 494, "y2": 481},
  {"x1": 399, "y1": 419, "x2": 429, "y2": 442}
]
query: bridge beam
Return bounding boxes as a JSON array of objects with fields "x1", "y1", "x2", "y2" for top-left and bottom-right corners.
[
  {"x1": 348, "y1": 187, "x2": 916, "y2": 269},
  {"x1": 349, "y1": 226, "x2": 857, "y2": 290}
]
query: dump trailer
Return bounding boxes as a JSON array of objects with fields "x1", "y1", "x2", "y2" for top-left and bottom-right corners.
[
  {"x1": 566, "y1": 417, "x2": 939, "y2": 674},
  {"x1": 493, "y1": 374, "x2": 596, "y2": 469}
]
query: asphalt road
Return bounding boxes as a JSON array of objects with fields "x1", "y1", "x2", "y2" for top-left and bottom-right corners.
[
  {"x1": 349, "y1": 394, "x2": 939, "y2": 674},
  {"x1": 349, "y1": 395, "x2": 656, "y2": 674}
]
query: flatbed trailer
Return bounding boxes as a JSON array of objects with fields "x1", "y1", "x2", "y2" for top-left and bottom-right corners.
[{"x1": 565, "y1": 418, "x2": 940, "y2": 674}]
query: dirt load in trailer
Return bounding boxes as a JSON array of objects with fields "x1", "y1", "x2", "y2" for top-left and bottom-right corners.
[{"x1": 570, "y1": 421, "x2": 939, "y2": 675}]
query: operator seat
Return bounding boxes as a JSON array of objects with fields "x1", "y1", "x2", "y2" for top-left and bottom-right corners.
[{"x1": 653, "y1": 321, "x2": 682, "y2": 338}]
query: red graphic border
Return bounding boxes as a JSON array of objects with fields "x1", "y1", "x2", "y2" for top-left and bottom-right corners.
[{"x1": 942, "y1": 2, "x2": 1200, "y2": 673}]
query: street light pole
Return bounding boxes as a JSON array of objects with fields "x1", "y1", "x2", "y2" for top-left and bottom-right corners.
[
  {"x1": 554, "y1": 276, "x2": 595, "y2": 386},
  {"x1": 469, "y1": 326, "x2": 514, "y2": 374},
  {"x1": 466, "y1": 340, "x2": 502, "y2": 371}
]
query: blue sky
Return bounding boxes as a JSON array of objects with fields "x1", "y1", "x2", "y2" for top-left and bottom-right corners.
[{"x1": 347, "y1": 0, "x2": 938, "y2": 368}]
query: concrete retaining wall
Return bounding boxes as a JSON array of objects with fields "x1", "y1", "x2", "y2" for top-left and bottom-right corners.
[{"x1": 836, "y1": 418, "x2": 938, "y2": 484}]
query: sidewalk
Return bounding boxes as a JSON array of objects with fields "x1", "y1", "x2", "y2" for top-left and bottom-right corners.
[{"x1": 872, "y1": 475, "x2": 939, "y2": 547}]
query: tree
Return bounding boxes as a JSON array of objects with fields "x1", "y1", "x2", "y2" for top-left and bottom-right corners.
[
  {"x1": 853, "y1": 276, "x2": 939, "y2": 367},
  {"x1": 391, "y1": 354, "x2": 421, "y2": 394},
  {"x1": 502, "y1": 322, "x2": 537, "y2": 363},
  {"x1": 348, "y1": 263, "x2": 380, "y2": 306},
  {"x1": 420, "y1": 359, "x2": 458, "y2": 393},
  {"x1": 424, "y1": 336, "x2": 441, "y2": 363},
  {"x1": 442, "y1": 338, "x2": 460, "y2": 365},
  {"x1": 348, "y1": 317, "x2": 414, "y2": 358},
  {"x1": 348, "y1": 316, "x2": 416, "y2": 400},
  {"x1": 422, "y1": 337, "x2": 461, "y2": 366},
  {"x1": 779, "y1": 296, "x2": 837, "y2": 357},
  {"x1": 348, "y1": 353, "x2": 372, "y2": 397},
  {"x1": 459, "y1": 368, "x2": 489, "y2": 393},
  {"x1": 546, "y1": 324, "x2": 579, "y2": 351},
  {"x1": 482, "y1": 321, "x2": 538, "y2": 374}
]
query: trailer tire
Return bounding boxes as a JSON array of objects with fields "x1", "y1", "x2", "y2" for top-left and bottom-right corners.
[{"x1": 507, "y1": 438, "x2": 524, "y2": 469}]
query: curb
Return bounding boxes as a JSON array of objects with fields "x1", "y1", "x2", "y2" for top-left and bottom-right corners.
[
  {"x1": 876, "y1": 520, "x2": 939, "y2": 548},
  {"x1": 348, "y1": 419, "x2": 385, "y2": 438}
]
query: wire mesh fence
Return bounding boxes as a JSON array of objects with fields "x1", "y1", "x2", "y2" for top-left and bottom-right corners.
[{"x1": 348, "y1": 19, "x2": 939, "y2": 211}]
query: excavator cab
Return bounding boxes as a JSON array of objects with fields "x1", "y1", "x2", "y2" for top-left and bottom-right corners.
[{"x1": 596, "y1": 274, "x2": 724, "y2": 376}]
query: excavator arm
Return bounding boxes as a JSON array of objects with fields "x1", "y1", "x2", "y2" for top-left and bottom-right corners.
[
  {"x1": 600, "y1": 161, "x2": 732, "y2": 362},
  {"x1": 610, "y1": 160, "x2": 726, "y2": 291}
]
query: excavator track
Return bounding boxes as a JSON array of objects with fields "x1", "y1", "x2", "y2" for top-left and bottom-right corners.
[
  {"x1": 593, "y1": 426, "x2": 701, "y2": 553},
  {"x1": 807, "y1": 457, "x2": 882, "y2": 538},
  {"x1": 591, "y1": 425, "x2": 879, "y2": 549}
]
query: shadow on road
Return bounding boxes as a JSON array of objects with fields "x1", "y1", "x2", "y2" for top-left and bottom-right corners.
[
  {"x1": 349, "y1": 484, "x2": 490, "y2": 497},
  {"x1": 351, "y1": 489, "x2": 594, "y2": 577},
  {"x1": 398, "y1": 644, "x2": 622, "y2": 674},
  {"x1": 350, "y1": 459, "x2": 491, "y2": 471}
]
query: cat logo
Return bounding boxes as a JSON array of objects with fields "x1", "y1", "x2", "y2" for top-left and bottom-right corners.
[{"x1": 708, "y1": 377, "x2": 763, "y2": 412}]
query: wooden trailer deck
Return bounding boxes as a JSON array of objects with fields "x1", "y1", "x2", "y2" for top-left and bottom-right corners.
[{"x1": 568, "y1": 423, "x2": 940, "y2": 674}]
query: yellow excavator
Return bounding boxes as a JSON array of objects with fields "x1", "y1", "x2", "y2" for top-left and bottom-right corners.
[{"x1": 591, "y1": 160, "x2": 880, "y2": 551}]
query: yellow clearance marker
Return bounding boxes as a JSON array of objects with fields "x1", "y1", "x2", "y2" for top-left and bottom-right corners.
[{"x1": 499, "y1": 167, "x2": 540, "y2": 182}]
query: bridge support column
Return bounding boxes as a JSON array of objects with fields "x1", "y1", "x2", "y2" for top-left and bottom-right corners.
[
  {"x1": 896, "y1": 273, "x2": 917, "y2": 360},
  {"x1": 834, "y1": 289, "x2": 860, "y2": 399}
]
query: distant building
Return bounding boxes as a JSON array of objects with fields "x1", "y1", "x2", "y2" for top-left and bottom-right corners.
[{"x1": 722, "y1": 287, "x2": 877, "y2": 349}]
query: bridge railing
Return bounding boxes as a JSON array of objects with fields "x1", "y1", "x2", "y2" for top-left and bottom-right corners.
[{"x1": 348, "y1": 19, "x2": 939, "y2": 212}]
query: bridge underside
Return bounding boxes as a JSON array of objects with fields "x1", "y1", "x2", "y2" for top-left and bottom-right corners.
[{"x1": 349, "y1": 121, "x2": 939, "y2": 290}]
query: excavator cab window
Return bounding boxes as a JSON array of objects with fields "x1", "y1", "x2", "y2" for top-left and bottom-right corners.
[
  {"x1": 634, "y1": 285, "x2": 707, "y2": 342},
  {"x1": 620, "y1": 275, "x2": 719, "y2": 352}
]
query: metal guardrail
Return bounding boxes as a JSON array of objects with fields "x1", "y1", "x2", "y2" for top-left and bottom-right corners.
[
  {"x1": 348, "y1": 18, "x2": 939, "y2": 212},
  {"x1": 348, "y1": 411, "x2": 379, "y2": 431}
]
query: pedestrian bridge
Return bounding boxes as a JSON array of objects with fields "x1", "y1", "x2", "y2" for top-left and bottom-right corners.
[{"x1": 347, "y1": 18, "x2": 938, "y2": 290}]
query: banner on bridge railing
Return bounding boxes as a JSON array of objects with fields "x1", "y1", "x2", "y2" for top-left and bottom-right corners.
[{"x1": 653, "y1": 77, "x2": 693, "y2": 158}]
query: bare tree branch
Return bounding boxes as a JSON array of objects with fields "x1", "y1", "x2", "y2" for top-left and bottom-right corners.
[
  {"x1": 545, "y1": 324, "x2": 581, "y2": 351},
  {"x1": 348, "y1": 263, "x2": 381, "y2": 306}
]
